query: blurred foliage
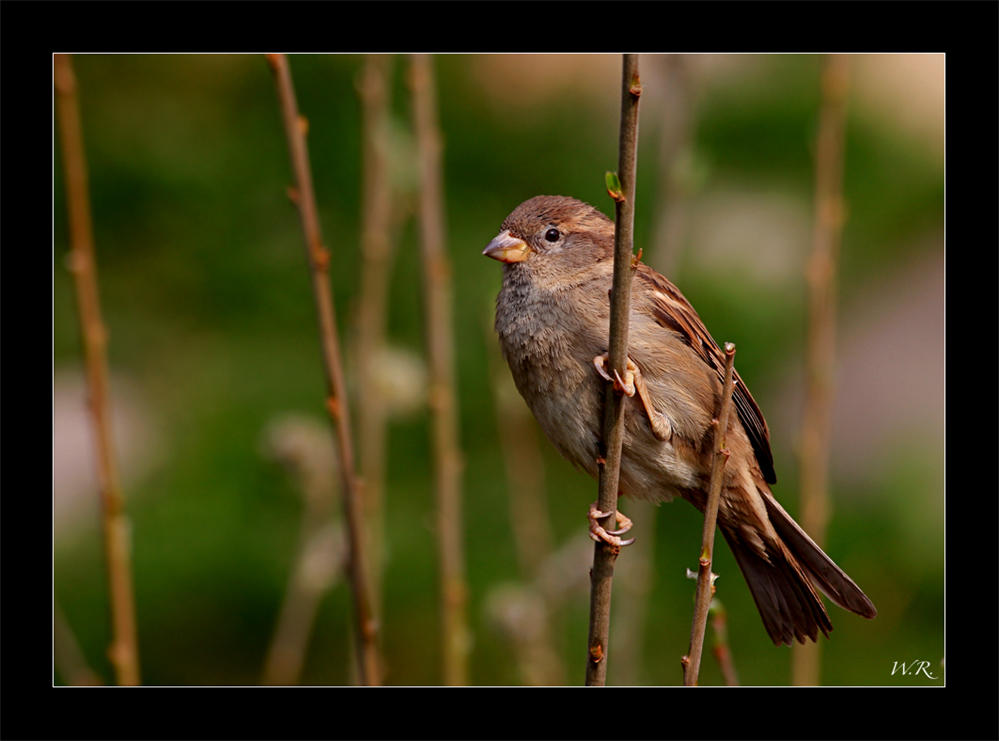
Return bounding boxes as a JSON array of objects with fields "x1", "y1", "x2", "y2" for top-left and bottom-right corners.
[{"x1": 54, "y1": 54, "x2": 942, "y2": 686}]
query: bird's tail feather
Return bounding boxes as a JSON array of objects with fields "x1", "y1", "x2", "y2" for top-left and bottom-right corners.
[
  {"x1": 722, "y1": 491, "x2": 876, "y2": 646},
  {"x1": 724, "y1": 528, "x2": 833, "y2": 646},
  {"x1": 761, "y1": 492, "x2": 877, "y2": 620}
]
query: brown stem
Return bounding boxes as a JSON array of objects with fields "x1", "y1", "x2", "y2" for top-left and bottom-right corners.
[
  {"x1": 266, "y1": 53, "x2": 381, "y2": 686},
  {"x1": 683, "y1": 342, "x2": 736, "y2": 687},
  {"x1": 354, "y1": 53, "x2": 396, "y2": 624},
  {"x1": 585, "y1": 53, "x2": 641, "y2": 687},
  {"x1": 55, "y1": 53, "x2": 141, "y2": 687},
  {"x1": 793, "y1": 53, "x2": 851, "y2": 687},
  {"x1": 410, "y1": 54, "x2": 469, "y2": 686}
]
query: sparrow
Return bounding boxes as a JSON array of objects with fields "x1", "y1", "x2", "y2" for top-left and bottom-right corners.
[{"x1": 484, "y1": 195, "x2": 876, "y2": 646}]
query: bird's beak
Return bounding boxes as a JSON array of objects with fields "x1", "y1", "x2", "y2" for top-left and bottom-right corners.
[{"x1": 483, "y1": 230, "x2": 531, "y2": 263}]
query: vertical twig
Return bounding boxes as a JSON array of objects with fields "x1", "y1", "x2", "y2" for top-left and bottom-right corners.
[
  {"x1": 613, "y1": 53, "x2": 696, "y2": 686},
  {"x1": 682, "y1": 342, "x2": 737, "y2": 686},
  {"x1": 355, "y1": 53, "x2": 396, "y2": 623},
  {"x1": 794, "y1": 53, "x2": 851, "y2": 687},
  {"x1": 266, "y1": 53, "x2": 381, "y2": 686},
  {"x1": 585, "y1": 53, "x2": 642, "y2": 687},
  {"x1": 410, "y1": 53, "x2": 469, "y2": 686},
  {"x1": 54, "y1": 53, "x2": 141, "y2": 687}
]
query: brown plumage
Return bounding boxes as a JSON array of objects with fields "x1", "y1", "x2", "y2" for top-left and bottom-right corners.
[{"x1": 484, "y1": 195, "x2": 876, "y2": 646}]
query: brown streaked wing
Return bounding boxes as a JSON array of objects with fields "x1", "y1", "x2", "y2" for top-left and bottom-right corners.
[{"x1": 637, "y1": 266, "x2": 776, "y2": 484}]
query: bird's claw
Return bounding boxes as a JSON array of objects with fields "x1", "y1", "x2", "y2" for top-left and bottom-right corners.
[
  {"x1": 588, "y1": 502, "x2": 636, "y2": 551},
  {"x1": 593, "y1": 354, "x2": 637, "y2": 396},
  {"x1": 593, "y1": 353, "x2": 672, "y2": 442}
]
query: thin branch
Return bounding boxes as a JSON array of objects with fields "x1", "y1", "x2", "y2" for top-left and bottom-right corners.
[
  {"x1": 266, "y1": 53, "x2": 381, "y2": 686},
  {"x1": 612, "y1": 53, "x2": 697, "y2": 686},
  {"x1": 793, "y1": 53, "x2": 851, "y2": 687},
  {"x1": 683, "y1": 342, "x2": 736, "y2": 687},
  {"x1": 54, "y1": 53, "x2": 141, "y2": 687},
  {"x1": 354, "y1": 53, "x2": 397, "y2": 624},
  {"x1": 410, "y1": 53, "x2": 470, "y2": 686},
  {"x1": 585, "y1": 53, "x2": 642, "y2": 687}
]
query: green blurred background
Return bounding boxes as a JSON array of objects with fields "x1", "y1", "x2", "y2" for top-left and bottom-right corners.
[{"x1": 54, "y1": 54, "x2": 943, "y2": 686}]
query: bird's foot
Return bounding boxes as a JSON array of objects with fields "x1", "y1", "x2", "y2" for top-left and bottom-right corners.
[
  {"x1": 593, "y1": 353, "x2": 637, "y2": 396},
  {"x1": 588, "y1": 502, "x2": 635, "y2": 552},
  {"x1": 593, "y1": 354, "x2": 672, "y2": 441}
]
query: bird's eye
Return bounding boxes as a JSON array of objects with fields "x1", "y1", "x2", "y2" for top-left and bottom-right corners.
[{"x1": 544, "y1": 228, "x2": 560, "y2": 243}]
